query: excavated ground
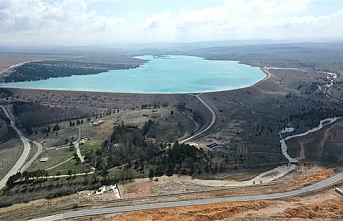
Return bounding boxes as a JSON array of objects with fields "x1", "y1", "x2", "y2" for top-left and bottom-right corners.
[
  {"x1": 1, "y1": 167, "x2": 340, "y2": 220},
  {"x1": 67, "y1": 193, "x2": 343, "y2": 221},
  {"x1": 67, "y1": 168, "x2": 343, "y2": 221}
]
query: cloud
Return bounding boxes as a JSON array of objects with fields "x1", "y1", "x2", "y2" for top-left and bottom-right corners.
[
  {"x1": 143, "y1": 11, "x2": 171, "y2": 31},
  {"x1": 0, "y1": 0, "x2": 342, "y2": 45},
  {"x1": 168, "y1": 0, "x2": 343, "y2": 41},
  {"x1": 0, "y1": 0, "x2": 125, "y2": 44}
]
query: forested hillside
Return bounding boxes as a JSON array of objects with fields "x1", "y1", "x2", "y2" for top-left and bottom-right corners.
[{"x1": 4, "y1": 59, "x2": 143, "y2": 82}]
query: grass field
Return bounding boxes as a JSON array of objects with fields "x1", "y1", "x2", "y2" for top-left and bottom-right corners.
[
  {"x1": 80, "y1": 145, "x2": 102, "y2": 156},
  {"x1": 28, "y1": 148, "x2": 78, "y2": 174},
  {"x1": 47, "y1": 158, "x2": 86, "y2": 175}
]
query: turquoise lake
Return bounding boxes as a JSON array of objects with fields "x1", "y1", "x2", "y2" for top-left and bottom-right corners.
[{"x1": 3, "y1": 55, "x2": 266, "y2": 94}]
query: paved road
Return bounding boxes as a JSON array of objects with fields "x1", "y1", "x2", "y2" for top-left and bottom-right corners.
[
  {"x1": 181, "y1": 67, "x2": 271, "y2": 143},
  {"x1": 30, "y1": 172, "x2": 343, "y2": 221},
  {"x1": 20, "y1": 141, "x2": 43, "y2": 172},
  {"x1": 0, "y1": 105, "x2": 31, "y2": 189},
  {"x1": 181, "y1": 94, "x2": 216, "y2": 142}
]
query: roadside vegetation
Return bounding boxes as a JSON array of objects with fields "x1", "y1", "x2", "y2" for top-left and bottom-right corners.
[{"x1": 1, "y1": 172, "x2": 105, "y2": 208}]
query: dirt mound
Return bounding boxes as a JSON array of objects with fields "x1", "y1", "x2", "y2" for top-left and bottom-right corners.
[
  {"x1": 109, "y1": 201, "x2": 276, "y2": 221},
  {"x1": 122, "y1": 180, "x2": 157, "y2": 198},
  {"x1": 295, "y1": 169, "x2": 334, "y2": 187},
  {"x1": 275, "y1": 198, "x2": 343, "y2": 219}
]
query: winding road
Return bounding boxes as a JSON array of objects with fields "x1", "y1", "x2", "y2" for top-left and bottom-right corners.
[
  {"x1": 20, "y1": 141, "x2": 43, "y2": 172},
  {"x1": 181, "y1": 94, "x2": 216, "y2": 142},
  {"x1": 6, "y1": 68, "x2": 343, "y2": 220},
  {"x1": 30, "y1": 171, "x2": 343, "y2": 221},
  {"x1": 182, "y1": 67, "x2": 271, "y2": 143},
  {"x1": 30, "y1": 114, "x2": 343, "y2": 220},
  {"x1": 280, "y1": 117, "x2": 341, "y2": 164},
  {"x1": 0, "y1": 105, "x2": 31, "y2": 189}
]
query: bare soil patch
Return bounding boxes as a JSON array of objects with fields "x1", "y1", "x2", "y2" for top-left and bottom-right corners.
[
  {"x1": 294, "y1": 168, "x2": 334, "y2": 187},
  {"x1": 94, "y1": 188, "x2": 343, "y2": 221},
  {"x1": 110, "y1": 201, "x2": 277, "y2": 221},
  {"x1": 274, "y1": 198, "x2": 343, "y2": 220},
  {"x1": 0, "y1": 53, "x2": 64, "y2": 76},
  {"x1": 0, "y1": 166, "x2": 339, "y2": 220}
]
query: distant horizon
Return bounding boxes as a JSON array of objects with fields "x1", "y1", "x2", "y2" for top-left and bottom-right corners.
[
  {"x1": 1, "y1": 0, "x2": 343, "y2": 46},
  {"x1": 1, "y1": 38, "x2": 343, "y2": 53}
]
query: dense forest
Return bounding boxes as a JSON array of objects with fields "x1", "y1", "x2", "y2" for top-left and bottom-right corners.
[
  {"x1": 84, "y1": 123, "x2": 222, "y2": 178},
  {"x1": 4, "y1": 60, "x2": 142, "y2": 82},
  {"x1": 85, "y1": 123, "x2": 157, "y2": 172},
  {"x1": 12, "y1": 101, "x2": 92, "y2": 129}
]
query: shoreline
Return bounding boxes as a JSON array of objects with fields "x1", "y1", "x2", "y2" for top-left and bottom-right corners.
[
  {"x1": 0, "y1": 54, "x2": 268, "y2": 95},
  {"x1": 0, "y1": 67, "x2": 268, "y2": 97}
]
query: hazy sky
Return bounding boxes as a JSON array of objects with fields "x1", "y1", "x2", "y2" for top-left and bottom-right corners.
[{"x1": 1, "y1": 0, "x2": 343, "y2": 46}]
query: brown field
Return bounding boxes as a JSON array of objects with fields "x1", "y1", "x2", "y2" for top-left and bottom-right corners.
[{"x1": 0, "y1": 53, "x2": 66, "y2": 76}]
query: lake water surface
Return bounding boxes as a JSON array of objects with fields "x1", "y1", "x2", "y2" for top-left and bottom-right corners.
[{"x1": 3, "y1": 55, "x2": 266, "y2": 94}]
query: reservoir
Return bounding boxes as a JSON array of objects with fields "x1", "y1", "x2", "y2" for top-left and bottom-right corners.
[{"x1": 3, "y1": 55, "x2": 266, "y2": 94}]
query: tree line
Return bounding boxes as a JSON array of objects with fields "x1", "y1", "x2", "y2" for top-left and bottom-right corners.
[
  {"x1": 4, "y1": 60, "x2": 141, "y2": 82},
  {"x1": 12, "y1": 101, "x2": 90, "y2": 128},
  {"x1": 6, "y1": 169, "x2": 49, "y2": 187}
]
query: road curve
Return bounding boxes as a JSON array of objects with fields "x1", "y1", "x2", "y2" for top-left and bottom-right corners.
[
  {"x1": 20, "y1": 141, "x2": 43, "y2": 172},
  {"x1": 181, "y1": 67, "x2": 271, "y2": 143},
  {"x1": 181, "y1": 94, "x2": 216, "y2": 142},
  {"x1": 30, "y1": 172, "x2": 343, "y2": 221},
  {"x1": 0, "y1": 105, "x2": 31, "y2": 189}
]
